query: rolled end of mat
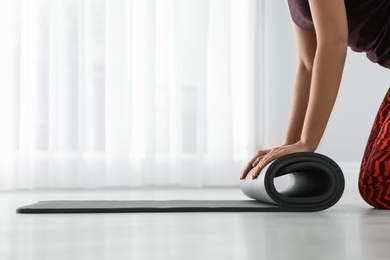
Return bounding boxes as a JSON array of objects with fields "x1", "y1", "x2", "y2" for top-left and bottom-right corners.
[{"x1": 240, "y1": 152, "x2": 345, "y2": 211}]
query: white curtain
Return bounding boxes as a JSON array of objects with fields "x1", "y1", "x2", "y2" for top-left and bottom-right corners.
[{"x1": 0, "y1": 0, "x2": 263, "y2": 190}]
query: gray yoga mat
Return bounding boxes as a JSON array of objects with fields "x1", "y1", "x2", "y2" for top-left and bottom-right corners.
[{"x1": 16, "y1": 152, "x2": 345, "y2": 213}]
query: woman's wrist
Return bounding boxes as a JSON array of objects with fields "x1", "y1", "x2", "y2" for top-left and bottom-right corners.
[
  {"x1": 296, "y1": 139, "x2": 318, "y2": 152},
  {"x1": 282, "y1": 139, "x2": 317, "y2": 152},
  {"x1": 283, "y1": 136, "x2": 301, "y2": 146}
]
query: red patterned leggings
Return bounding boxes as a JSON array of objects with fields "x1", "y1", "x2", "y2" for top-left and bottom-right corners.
[{"x1": 359, "y1": 87, "x2": 390, "y2": 209}]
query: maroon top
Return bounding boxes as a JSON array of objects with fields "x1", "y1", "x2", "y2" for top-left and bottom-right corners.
[{"x1": 287, "y1": 0, "x2": 390, "y2": 69}]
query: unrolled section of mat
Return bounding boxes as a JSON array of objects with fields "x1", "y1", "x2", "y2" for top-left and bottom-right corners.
[{"x1": 16, "y1": 152, "x2": 345, "y2": 213}]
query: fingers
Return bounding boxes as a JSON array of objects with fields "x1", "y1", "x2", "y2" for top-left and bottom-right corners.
[
  {"x1": 239, "y1": 163, "x2": 253, "y2": 180},
  {"x1": 252, "y1": 157, "x2": 261, "y2": 167},
  {"x1": 240, "y1": 158, "x2": 260, "y2": 180},
  {"x1": 243, "y1": 142, "x2": 310, "y2": 180},
  {"x1": 258, "y1": 151, "x2": 278, "y2": 169},
  {"x1": 251, "y1": 157, "x2": 273, "y2": 179},
  {"x1": 250, "y1": 165, "x2": 262, "y2": 180},
  {"x1": 239, "y1": 150, "x2": 269, "y2": 180},
  {"x1": 251, "y1": 149, "x2": 282, "y2": 179}
]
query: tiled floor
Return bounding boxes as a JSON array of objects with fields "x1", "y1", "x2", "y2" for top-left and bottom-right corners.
[{"x1": 1, "y1": 188, "x2": 389, "y2": 260}]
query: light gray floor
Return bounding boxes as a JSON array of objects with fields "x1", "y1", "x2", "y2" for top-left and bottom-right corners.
[{"x1": 1, "y1": 188, "x2": 389, "y2": 260}]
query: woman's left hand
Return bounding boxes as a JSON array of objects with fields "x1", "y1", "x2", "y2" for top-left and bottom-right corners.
[{"x1": 250, "y1": 141, "x2": 314, "y2": 179}]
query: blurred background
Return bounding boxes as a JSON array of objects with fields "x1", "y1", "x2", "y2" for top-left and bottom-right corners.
[{"x1": 0, "y1": 0, "x2": 388, "y2": 191}]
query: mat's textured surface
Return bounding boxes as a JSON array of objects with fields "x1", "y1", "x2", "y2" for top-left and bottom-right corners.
[{"x1": 17, "y1": 152, "x2": 345, "y2": 213}]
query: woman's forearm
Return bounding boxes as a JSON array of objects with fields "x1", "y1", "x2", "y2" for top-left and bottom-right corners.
[
  {"x1": 300, "y1": 42, "x2": 347, "y2": 150},
  {"x1": 284, "y1": 67, "x2": 313, "y2": 145},
  {"x1": 285, "y1": 39, "x2": 347, "y2": 151}
]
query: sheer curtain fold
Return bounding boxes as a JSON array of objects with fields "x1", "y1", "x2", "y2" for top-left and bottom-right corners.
[{"x1": 0, "y1": 0, "x2": 263, "y2": 190}]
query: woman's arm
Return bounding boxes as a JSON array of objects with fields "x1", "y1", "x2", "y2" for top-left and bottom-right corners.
[
  {"x1": 241, "y1": 0, "x2": 348, "y2": 180},
  {"x1": 284, "y1": 23, "x2": 317, "y2": 145},
  {"x1": 239, "y1": 25, "x2": 317, "y2": 180},
  {"x1": 299, "y1": 0, "x2": 348, "y2": 150}
]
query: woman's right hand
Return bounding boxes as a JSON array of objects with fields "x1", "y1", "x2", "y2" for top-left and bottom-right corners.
[
  {"x1": 239, "y1": 148, "x2": 272, "y2": 180},
  {"x1": 240, "y1": 141, "x2": 315, "y2": 180}
]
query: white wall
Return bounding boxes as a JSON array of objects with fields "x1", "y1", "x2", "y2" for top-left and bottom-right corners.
[{"x1": 263, "y1": 1, "x2": 390, "y2": 190}]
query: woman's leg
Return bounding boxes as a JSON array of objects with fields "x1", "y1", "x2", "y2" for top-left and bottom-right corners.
[{"x1": 359, "y1": 87, "x2": 390, "y2": 208}]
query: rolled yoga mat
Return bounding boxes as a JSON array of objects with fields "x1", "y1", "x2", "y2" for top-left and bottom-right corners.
[{"x1": 16, "y1": 152, "x2": 345, "y2": 213}]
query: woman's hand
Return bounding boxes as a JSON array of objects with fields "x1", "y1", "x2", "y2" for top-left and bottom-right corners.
[
  {"x1": 239, "y1": 141, "x2": 314, "y2": 180},
  {"x1": 239, "y1": 148, "x2": 272, "y2": 180}
]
